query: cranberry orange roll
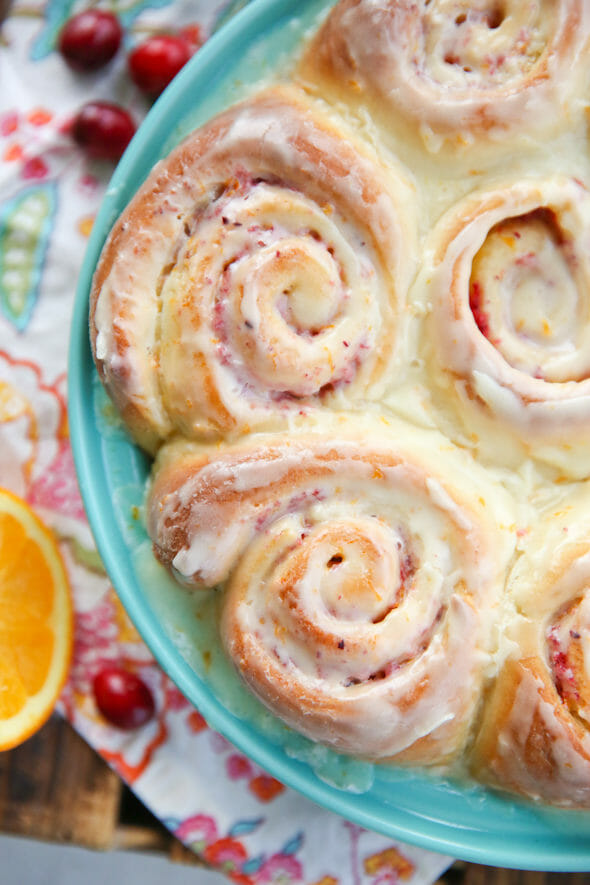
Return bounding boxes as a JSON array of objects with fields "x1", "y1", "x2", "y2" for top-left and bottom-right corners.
[
  {"x1": 147, "y1": 416, "x2": 514, "y2": 762},
  {"x1": 90, "y1": 87, "x2": 416, "y2": 454},
  {"x1": 470, "y1": 490, "x2": 590, "y2": 807},
  {"x1": 300, "y1": 0, "x2": 588, "y2": 150},
  {"x1": 426, "y1": 176, "x2": 590, "y2": 476}
]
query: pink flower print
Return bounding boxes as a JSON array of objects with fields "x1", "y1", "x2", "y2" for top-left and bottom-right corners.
[
  {"x1": 210, "y1": 731, "x2": 232, "y2": 753},
  {"x1": 22, "y1": 156, "x2": 49, "y2": 179},
  {"x1": 0, "y1": 111, "x2": 19, "y2": 136},
  {"x1": 69, "y1": 596, "x2": 120, "y2": 695},
  {"x1": 165, "y1": 683, "x2": 190, "y2": 712},
  {"x1": 226, "y1": 753, "x2": 254, "y2": 780},
  {"x1": 28, "y1": 440, "x2": 86, "y2": 520},
  {"x1": 256, "y1": 853, "x2": 303, "y2": 884},
  {"x1": 175, "y1": 813, "x2": 218, "y2": 849},
  {"x1": 78, "y1": 173, "x2": 100, "y2": 195}
]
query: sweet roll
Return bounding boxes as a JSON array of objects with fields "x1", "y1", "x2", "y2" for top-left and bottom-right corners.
[
  {"x1": 299, "y1": 0, "x2": 588, "y2": 151},
  {"x1": 470, "y1": 489, "x2": 590, "y2": 807},
  {"x1": 90, "y1": 86, "x2": 417, "y2": 454},
  {"x1": 425, "y1": 176, "x2": 590, "y2": 475},
  {"x1": 146, "y1": 416, "x2": 514, "y2": 762}
]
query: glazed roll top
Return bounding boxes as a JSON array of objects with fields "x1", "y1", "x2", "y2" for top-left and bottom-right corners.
[
  {"x1": 90, "y1": 86, "x2": 417, "y2": 454},
  {"x1": 424, "y1": 176, "x2": 590, "y2": 475},
  {"x1": 147, "y1": 416, "x2": 514, "y2": 762},
  {"x1": 300, "y1": 0, "x2": 588, "y2": 150}
]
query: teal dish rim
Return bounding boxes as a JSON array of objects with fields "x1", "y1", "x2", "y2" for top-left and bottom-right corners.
[{"x1": 68, "y1": 0, "x2": 590, "y2": 870}]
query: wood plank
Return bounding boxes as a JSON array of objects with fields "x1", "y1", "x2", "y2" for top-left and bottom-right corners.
[
  {"x1": 0, "y1": 715, "x2": 201, "y2": 862},
  {"x1": 439, "y1": 863, "x2": 590, "y2": 885},
  {"x1": 0, "y1": 718, "x2": 587, "y2": 881},
  {"x1": 0, "y1": 715, "x2": 122, "y2": 850},
  {"x1": 115, "y1": 781, "x2": 195, "y2": 859}
]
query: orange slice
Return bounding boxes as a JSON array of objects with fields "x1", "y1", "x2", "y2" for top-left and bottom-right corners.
[{"x1": 0, "y1": 488, "x2": 73, "y2": 749}]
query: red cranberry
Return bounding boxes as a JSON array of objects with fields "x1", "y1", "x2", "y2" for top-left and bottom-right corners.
[
  {"x1": 58, "y1": 10, "x2": 122, "y2": 72},
  {"x1": 93, "y1": 665, "x2": 155, "y2": 730},
  {"x1": 72, "y1": 101, "x2": 136, "y2": 161},
  {"x1": 128, "y1": 34, "x2": 191, "y2": 96}
]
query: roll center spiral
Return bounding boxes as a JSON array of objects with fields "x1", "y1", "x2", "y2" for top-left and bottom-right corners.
[
  {"x1": 425, "y1": 2, "x2": 540, "y2": 87},
  {"x1": 469, "y1": 209, "x2": 589, "y2": 381},
  {"x1": 288, "y1": 519, "x2": 408, "y2": 624},
  {"x1": 196, "y1": 182, "x2": 376, "y2": 396},
  {"x1": 235, "y1": 238, "x2": 341, "y2": 336}
]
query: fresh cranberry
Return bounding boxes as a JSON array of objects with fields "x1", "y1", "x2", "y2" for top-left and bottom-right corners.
[
  {"x1": 72, "y1": 101, "x2": 136, "y2": 161},
  {"x1": 58, "y1": 10, "x2": 122, "y2": 72},
  {"x1": 93, "y1": 665, "x2": 155, "y2": 730},
  {"x1": 128, "y1": 34, "x2": 191, "y2": 96}
]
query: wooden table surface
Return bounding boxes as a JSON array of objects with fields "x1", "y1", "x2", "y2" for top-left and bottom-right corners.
[{"x1": 0, "y1": 715, "x2": 587, "y2": 884}]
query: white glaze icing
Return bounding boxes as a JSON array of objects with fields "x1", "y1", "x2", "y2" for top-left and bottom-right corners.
[
  {"x1": 90, "y1": 86, "x2": 417, "y2": 452},
  {"x1": 300, "y1": 0, "x2": 590, "y2": 152},
  {"x1": 147, "y1": 415, "x2": 515, "y2": 762},
  {"x1": 91, "y1": 0, "x2": 590, "y2": 805},
  {"x1": 423, "y1": 176, "x2": 590, "y2": 477},
  {"x1": 471, "y1": 489, "x2": 590, "y2": 805}
]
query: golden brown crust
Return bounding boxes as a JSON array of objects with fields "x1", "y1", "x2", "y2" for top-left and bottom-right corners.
[
  {"x1": 88, "y1": 0, "x2": 590, "y2": 808},
  {"x1": 146, "y1": 416, "x2": 514, "y2": 762},
  {"x1": 90, "y1": 85, "x2": 416, "y2": 454},
  {"x1": 299, "y1": 0, "x2": 588, "y2": 150},
  {"x1": 469, "y1": 493, "x2": 590, "y2": 807}
]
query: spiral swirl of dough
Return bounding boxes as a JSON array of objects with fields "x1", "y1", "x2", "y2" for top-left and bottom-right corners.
[
  {"x1": 426, "y1": 176, "x2": 590, "y2": 474},
  {"x1": 147, "y1": 416, "x2": 514, "y2": 762},
  {"x1": 90, "y1": 87, "x2": 416, "y2": 454},
  {"x1": 300, "y1": 0, "x2": 587, "y2": 149},
  {"x1": 470, "y1": 490, "x2": 590, "y2": 807}
]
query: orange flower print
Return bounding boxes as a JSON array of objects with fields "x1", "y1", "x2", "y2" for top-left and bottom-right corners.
[
  {"x1": 203, "y1": 836, "x2": 248, "y2": 871},
  {"x1": 249, "y1": 773, "x2": 285, "y2": 802},
  {"x1": 26, "y1": 108, "x2": 53, "y2": 127},
  {"x1": 363, "y1": 846, "x2": 415, "y2": 883},
  {"x1": 187, "y1": 709, "x2": 208, "y2": 733},
  {"x1": 3, "y1": 143, "x2": 23, "y2": 162}
]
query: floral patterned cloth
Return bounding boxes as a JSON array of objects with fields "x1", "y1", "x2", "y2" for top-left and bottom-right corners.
[{"x1": 0, "y1": 2, "x2": 453, "y2": 883}]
